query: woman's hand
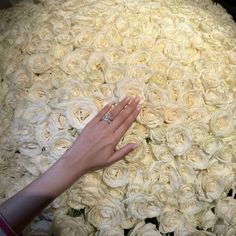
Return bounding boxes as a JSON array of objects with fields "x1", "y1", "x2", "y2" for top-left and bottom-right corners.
[
  {"x1": 63, "y1": 95, "x2": 141, "y2": 174},
  {"x1": 0, "y1": 96, "x2": 141, "y2": 234}
]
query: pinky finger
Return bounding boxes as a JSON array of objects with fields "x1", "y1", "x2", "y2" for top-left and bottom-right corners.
[{"x1": 107, "y1": 143, "x2": 139, "y2": 165}]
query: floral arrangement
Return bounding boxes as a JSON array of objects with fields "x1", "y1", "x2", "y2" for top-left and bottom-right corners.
[{"x1": 0, "y1": 0, "x2": 236, "y2": 235}]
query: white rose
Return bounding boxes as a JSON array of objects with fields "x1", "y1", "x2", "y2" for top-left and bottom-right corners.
[
  {"x1": 210, "y1": 110, "x2": 235, "y2": 137},
  {"x1": 35, "y1": 121, "x2": 57, "y2": 148},
  {"x1": 65, "y1": 98, "x2": 98, "y2": 131},
  {"x1": 144, "y1": 83, "x2": 169, "y2": 106},
  {"x1": 128, "y1": 222, "x2": 162, "y2": 236},
  {"x1": 93, "y1": 31, "x2": 112, "y2": 50},
  {"x1": 86, "y1": 198, "x2": 125, "y2": 229},
  {"x1": 164, "y1": 40, "x2": 187, "y2": 62},
  {"x1": 167, "y1": 63, "x2": 186, "y2": 80},
  {"x1": 104, "y1": 66, "x2": 125, "y2": 84},
  {"x1": 56, "y1": 32, "x2": 74, "y2": 46},
  {"x1": 214, "y1": 145, "x2": 233, "y2": 163},
  {"x1": 200, "y1": 67, "x2": 221, "y2": 89},
  {"x1": 53, "y1": 215, "x2": 95, "y2": 236},
  {"x1": 166, "y1": 124, "x2": 192, "y2": 156},
  {"x1": 48, "y1": 133, "x2": 75, "y2": 159},
  {"x1": 184, "y1": 146, "x2": 210, "y2": 170},
  {"x1": 200, "y1": 209, "x2": 217, "y2": 230},
  {"x1": 50, "y1": 43, "x2": 73, "y2": 60},
  {"x1": 18, "y1": 142, "x2": 42, "y2": 158},
  {"x1": 125, "y1": 194, "x2": 161, "y2": 220},
  {"x1": 96, "y1": 227, "x2": 124, "y2": 236},
  {"x1": 14, "y1": 101, "x2": 51, "y2": 125},
  {"x1": 180, "y1": 90, "x2": 204, "y2": 109},
  {"x1": 216, "y1": 197, "x2": 236, "y2": 227},
  {"x1": 87, "y1": 52, "x2": 109, "y2": 74},
  {"x1": 147, "y1": 53, "x2": 170, "y2": 76},
  {"x1": 152, "y1": 130, "x2": 168, "y2": 147},
  {"x1": 48, "y1": 111, "x2": 70, "y2": 132},
  {"x1": 27, "y1": 83, "x2": 50, "y2": 101},
  {"x1": 188, "y1": 121, "x2": 209, "y2": 144},
  {"x1": 106, "y1": 47, "x2": 126, "y2": 65},
  {"x1": 126, "y1": 49, "x2": 151, "y2": 65},
  {"x1": 200, "y1": 136, "x2": 222, "y2": 156},
  {"x1": 118, "y1": 133, "x2": 147, "y2": 162},
  {"x1": 151, "y1": 143, "x2": 174, "y2": 162},
  {"x1": 60, "y1": 50, "x2": 86, "y2": 75},
  {"x1": 178, "y1": 184, "x2": 196, "y2": 204},
  {"x1": 196, "y1": 172, "x2": 225, "y2": 202},
  {"x1": 8, "y1": 67, "x2": 32, "y2": 89},
  {"x1": 187, "y1": 107, "x2": 211, "y2": 123},
  {"x1": 10, "y1": 119, "x2": 35, "y2": 143},
  {"x1": 179, "y1": 198, "x2": 202, "y2": 215},
  {"x1": 158, "y1": 209, "x2": 183, "y2": 234},
  {"x1": 178, "y1": 163, "x2": 196, "y2": 184},
  {"x1": 126, "y1": 65, "x2": 152, "y2": 82},
  {"x1": 102, "y1": 160, "x2": 129, "y2": 188},
  {"x1": 115, "y1": 77, "x2": 146, "y2": 102},
  {"x1": 137, "y1": 103, "x2": 163, "y2": 128},
  {"x1": 25, "y1": 53, "x2": 51, "y2": 74},
  {"x1": 163, "y1": 104, "x2": 187, "y2": 124}
]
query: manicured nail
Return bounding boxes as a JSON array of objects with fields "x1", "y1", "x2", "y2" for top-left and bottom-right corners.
[
  {"x1": 135, "y1": 96, "x2": 140, "y2": 103},
  {"x1": 136, "y1": 105, "x2": 141, "y2": 111},
  {"x1": 125, "y1": 96, "x2": 131, "y2": 102},
  {"x1": 131, "y1": 143, "x2": 139, "y2": 149}
]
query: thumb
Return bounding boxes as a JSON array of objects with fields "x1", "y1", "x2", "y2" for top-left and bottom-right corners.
[{"x1": 108, "y1": 143, "x2": 139, "y2": 165}]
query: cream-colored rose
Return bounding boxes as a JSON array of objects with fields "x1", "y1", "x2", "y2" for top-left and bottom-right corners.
[
  {"x1": 178, "y1": 163, "x2": 196, "y2": 184},
  {"x1": 14, "y1": 101, "x2": 51, "y2": 125},
  {"x1": 74, "y1": 28, "x2": 95, "y2": 48},
  {"x1": 144, "y1": 83, "x2": 169, "y2": 106},
  {"x1": 86, "y1": 198, "x2": 125, "y2": 229},
  {"x1": 163, "y1": 104, "x2": 187, "y2": 124},
  {"x1": 148, "y1": 53, "x2": 170, "y2": 76},
  {"x1": 137, "y1": 103, "x2": 163, "y2": 128},
  {"x1": 60, "y1": 50, "x2": 86, "y2": 75},
  {"x1": 106, "y1": 47, "x2": 126, "y2": 65},
  {"x1": 167, "y1": 63, "x2": 186, "y2": 81},
  {"x1": 181, "y1": 90, "x2": 204, "y2": 109},
  {"x1": 118, "y1": 133, "x2": 147, "y2": 162},
  {"x1": 210, "y1": 110, "x2": 235, "y2": 137},
  {"x1": 96, "y1": 227, "x2": 124, "y2": 236},
  {"x1": 184, "y1": 146, "x2": 210, "y2": 170},
  {"x1": 25, "y1": 53, "x2": 51, "y2": 74},
  {"x1": 53, "y1": 215, "x2": 95, "y2": 236},
  {"x1": 126, "y1": 49, "x2": 151, "y2": 65},
  {"x1": 35, "y1": 121, "x2": 57, "y2": 148},
  {"x1": 27, "y1": 83, "x2": 50, "y2": 101},
  {"x1": 125, "y1": 194, "x2": 161, "y2": 220},
  {"x1": 214, "y1": 145, "x2": 233, "y2": 163},
  {"x1": 178, "y1": 184, "x2": 196, "y2": 204},
  {"x1": 128, "y1": 222, "x2": 162, "y2": 236},
  {"x1": 48, "y1": 133, "x2": 75, "y2": 160},
  {"x1": 166, "y1": 124, "x2": 192, "y2": 155},
  {"x1": 200, "y1": 67, "x2": 221, "y2": 89},
  {"x1": 179, "y1": 198, "x2": 202, "y2": 215},
  {"x1": 150, "y1": 126, "x2": 166, "y2": 144},
  {"x1": 65, "y1": 98, "x2": 98, "y2": 131},
  {"x1": 18, "y1": 142, "x2": 42, "y2": 158},
  {"x1": 151, "y1": 143, "x2": 174, "y2": 162},
  {"x1": 197, "y1": 172, "x2": 225, "y2": 202},
  {"x1": 48, "y1": 111, "x2": 70, "y2": 132},
  {"x1": 87, "y1": 51, "x2": 109, "y2": 74},
  {"x1": 164, "y1": 40, "x2": 187, "y2": 62},
  {"x1": 102, "y1": 160, "x2": 129, "y2": 188},
  {"x1": 200, "y1": 136, "x2": 222, "y2": 156},
  {"x1": 126, "y1": 65, "x2": 152, "y2": 82},
  {"x1": 200, "y1": 209, "x2": 217, "y2": 230},
  {"x1": 187, "y1": 107, "x2": 211, "y2": 123},
  {"x1": 104, "y1": 66, "x2": 125, "y2": 84},
  {"x1": 158, "y1": 208, "x2": 183, "y2": 234},
  {"x1": 8, "y1": 67, "x2": 32, "y2": 89},
  {"x1": 216, "y1": 197, "x2": 236, "y2": 227},
  {"x1": 93, "y1": 31, "x2": 112, "y2": 50},
  {"x1": 188, "y1": 121, "x2": 209, "y2": 144},
  {"x1": 115, "y1": 77, "x2": 146, "y2": 102}
]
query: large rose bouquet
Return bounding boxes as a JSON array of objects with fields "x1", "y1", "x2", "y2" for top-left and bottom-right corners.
[{"x1": 0, "y1": 0, "x2": 236, "y2": 235}]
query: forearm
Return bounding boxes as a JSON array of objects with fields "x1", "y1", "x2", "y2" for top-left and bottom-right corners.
[{"x1": 0, "y1": 152, "x2": 85, "y2": 233}]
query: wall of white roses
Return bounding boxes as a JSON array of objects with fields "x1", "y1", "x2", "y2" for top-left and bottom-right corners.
[{"x1": 0, "y1": 0, "x2": 236, "y2": 235}]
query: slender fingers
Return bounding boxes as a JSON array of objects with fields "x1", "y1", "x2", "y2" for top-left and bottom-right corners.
[
  {"x1": 108, "y1": 96, "x2": 131, "y2": 120},
  {"x1": 107, "y1": 143, "x2": 138, "y2": 165},
  {"x1": 109, "y1": 96, "x2": 140, "y2": 131},
  {"x1": 113, "y1": 104, "x2": 141, "y2": 143}
]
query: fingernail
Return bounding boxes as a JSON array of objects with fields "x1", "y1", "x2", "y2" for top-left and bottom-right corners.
[
  {"x1": 132, "y1": 143, "x2": 139, "y2": 149},
  {"x1": 136, "y1": 105, "x2": 141, "y2": 111},
  {"x1": 126, "y1": 96, "x2": 131, "y2": 102},
  {"x1": 135, "y1": 96, "x2": 140, "y2": 103}
]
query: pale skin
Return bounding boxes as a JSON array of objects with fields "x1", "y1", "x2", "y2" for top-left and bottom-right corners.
[{"x1": 0, "y1": 95, "x2": 141, "y2": 234}]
